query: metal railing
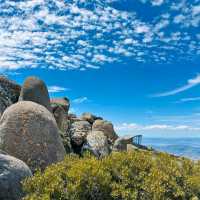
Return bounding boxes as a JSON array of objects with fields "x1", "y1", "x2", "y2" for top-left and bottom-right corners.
[{"x1": 132, "y1": 135, "x2": 142, "y2": 145}]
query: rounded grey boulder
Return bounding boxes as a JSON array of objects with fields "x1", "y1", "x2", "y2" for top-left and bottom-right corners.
[
  {"x1": 84, "y1": 131, "x2": 110, "y2": 157},
  {"x1": 92, "y1": 120, "x2": 118, "y2": 143},
  {"x1": 19, "y1": 76, "x2": 51, "y2": 112},
  {"x1": 81, "y1": 112, "x2": 103, "y2": 124},
  {"x1": 113, "y1": 136, "x2": 134, "y2": 151},
  {"x1": 0, "y1": 153, "x2": 32, "y2": 200},
  {"x1": 0, "y1": 101, "x2": 66, "y2": 172},
  {"x1": 52, "y1": 105, "x2": 69, "y2": 132},
  {"x1": 70, "y1": 120, "x2": 91, "y2": 146}
]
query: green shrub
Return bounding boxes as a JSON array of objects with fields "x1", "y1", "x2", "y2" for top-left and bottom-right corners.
[{"x1": 23, "y1": 151, "x2": 200, "y2": 200}]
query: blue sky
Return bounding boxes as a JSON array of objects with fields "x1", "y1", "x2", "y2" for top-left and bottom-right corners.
[{"x1": 1, "y1": 0, "x2": 200, "y2": 137}]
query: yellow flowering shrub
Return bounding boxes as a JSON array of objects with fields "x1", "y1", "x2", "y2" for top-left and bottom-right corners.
[{"x1": 23, "y1": 151, "x2": 200, "y2": 200}]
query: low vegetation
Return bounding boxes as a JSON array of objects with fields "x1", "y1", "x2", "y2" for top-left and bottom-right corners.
[{"x1": 23, "y1": 150, "x2": 200, "y2": 200}]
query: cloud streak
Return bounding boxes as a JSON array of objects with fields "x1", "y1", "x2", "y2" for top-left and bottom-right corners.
[
  {"x1": 115, "y1": 122, "x2": 200, "y2": 132},
  {"x1": 151, "y1": 74, "x2": 200, "y2": 97},
  {"x1": 72, "y1": 97, "x2": 89, "y2": 104},
  {"x1": 177, "y1": 97, "x2": 200, "y2": 103},
  {"x1": 48, "y1": 86, "x2": 69, "y2": 93}
]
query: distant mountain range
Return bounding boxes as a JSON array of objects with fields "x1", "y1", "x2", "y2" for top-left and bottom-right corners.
[{"x1": 143, "y1": 137, "x2": 200, "y2": 160}]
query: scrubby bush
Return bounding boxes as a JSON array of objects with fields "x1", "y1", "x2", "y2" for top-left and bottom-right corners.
[{"x1": 23, "y1": 150, "x2": 200, "y2": 200}]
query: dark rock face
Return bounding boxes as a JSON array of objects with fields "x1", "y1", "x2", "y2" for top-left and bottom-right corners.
[
  {"x1": 19, "y1": 76, "x2": 51, "y2": 112},
  {"x1": 81, "y1": 112, "x2": 103, "y2": 124},
  {"x1": 51, "y1": 103, "x2": 71, "y2": 152},
  {"x1": 0, "y1": 101, "x2": 66, "y2": 172},
  {"x1": 70, "y1": 121, "x2": 91, "y2": 146},
  {"x1": 51, "y1": 97, "x2": 70, "y2": 113},
  {"x1": 92, "y1": 120, "x2": 118, "y2": 143},
  {"x1": 0, "y1": 153, "x2": 32, "y2": 200},
  {"x1": 84, "y1": 131, "x2": 110, "y2": 157},
  {"x1": 52, "y1": 105, "x2": 69, "y2": 132},
  {"x1": 0, "y1": 76, "x2": 21, "y2": 116},
  {"x1": 113, "y1": 136, "x2": 134, "y2": 151},
  {"x1": 59, "y1": 130, "x2": 72, "y2": 153}
]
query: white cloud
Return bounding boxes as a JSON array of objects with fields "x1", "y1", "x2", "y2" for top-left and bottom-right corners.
[
  {"x1": 73, "y1": 97, "x2": 89, "y2": 104},
  {"x1": 173, "y1": 14, "x2": 185, "y2": 24},
  {"x1": 151, "y1": 0, "x2": 164, "y2": 6},
  {"x1": 192, "y1": 5, "x2": 200, "y2": 15},
  {"x1": 115, "y1": 122, "x2": 200, "y2": 132},
  {"x1": 135, "y1": 25, "x2": 150, "y2": 34},
  {"x1": 139, "y1": 0, "x2": 164, "y2": 6},
  {"x1": 151, "y1": 74, "x2": 200, "y2": 97},
  {"x1": 177, "y1": 97, "x2": 200, "y2": 103},
  {"x1": 0, "y1": 0, "x2": 199, "y2": 71},
  {"x1": 48, "y1": 86, "x2": 69, "y2": 93}
]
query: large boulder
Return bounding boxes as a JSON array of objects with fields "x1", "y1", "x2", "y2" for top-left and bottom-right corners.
[
  {"x1": 92, "y1": 120, "x2": 118, "y2": 143},
  {"x1": 51, "y1": 97, "x2": 70, "y2": 113},
  {"x1": 0, "y1": 153, "x2": 32, "y2": 200},
  {"x1": 70, "y1": 120, "x2": 91, "y2": 146},
  {"x1": 0, "y1": 101, "x2": 66, "y2": 171},
  {"x1": 81, "y1": 112, "x2": 103, "y2": 124},
  {"x1": 83, "y1": 131, "x2": 110, "y2": 157},
  {"x1": 68, "y1": 113, "x2": 82, "y2": 123},
  {"x1": 59, "y1": 130, "x2": 72, "y2": 153},
  {"x1": 113, "y1": 136, "x2": 134, "y2": 151},
  {"x1": 0, "y1": 76, "x2": 21, "y2": 116},
  {"x1": 19, "y1": 76, "x2": 52, "y2": 112},
  {"x1": 52, "y1": 105, "x2": 69, "y2": 132},
  {"x1": 51, "y1": 104, "x2": 71, "y2": 153}
]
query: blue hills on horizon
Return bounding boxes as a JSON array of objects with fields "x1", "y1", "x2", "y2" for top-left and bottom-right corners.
[{"x1": 143, "y1": 137, "x2": 200, "y2": 160}]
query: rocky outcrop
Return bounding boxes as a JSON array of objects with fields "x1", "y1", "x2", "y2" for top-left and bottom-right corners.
[
  {"x1": 113, "y1": 136, "x2": 134, "y2": 151},
  {"x1": 59, "y1": 130, "x2": 72, "y2": 153},
  {"x1": 0, "y1": 76, "x2": 21, "y2": 116},
  {"x1": 51, "y1": 98, "x2": 71, "y2": 152},
  {"x1": 51, "y1": 97, "x2": 70, "y2": 113},
  {"x1": 70, "y1": 120, "x2": 91, "y2": 146},
  {"x1": 0, "y1": 153, "x2": 32, "y2": 200},
  {"x1": 68, "y1": 113, "x2": 82, "y2": 123},
  {"x1": 52, "y1": 105, "x2": 69, "y2": 132},
  {"x1": 92, "y1": 120, "x2": 118, "y2": 143},
  {"x1": 19, "y1": 76, "x2": 52, "y2": 112},
  {"x1": 81, "y1": 112, "x2": 102, "y2": 124},
  {"x1": 0, "y1": 75, "x2": 148, "y2": 167},
  {"x1": 83, "y1": 131, "x2": 110, "y2": 157},
  {"x1": 0, "y1": 101, "x2": 66, "y2": 172}
]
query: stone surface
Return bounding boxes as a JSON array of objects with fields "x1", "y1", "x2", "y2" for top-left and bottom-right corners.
[
  {"x1": 81, "y1": 112, "x2": 102, "y2": 124},
  {"x1": 0, "y1": 76, "x2": 21, "y2": 116},
  {"x1": 51, "y1": 97, "x2": 70, "y2": 113},
  {"x1": 113, "y1": 136, "x2": 134, "y2": 151},
  {"x1": 92, "y1": 120, "x2": 118, "y2": 143},
  {"x1": 19, "y1": 76, "x2": 51, "y2": 111},
  {"x1": 59, "y1": 130, "x2": 72, "y2": 153},
  {"x1": 52, "y1": 105, "x2": 69, "y2": 132},
  {"x1": 70, "y1": 120, "x2": 91, "y2": 146},
  {"x1": 83, "y1": 131, "x2": 110, "y2": 157},
  {"x1": 0, "y1": 153, "x2": 32, "y2": 200},
  {"x1": 0, "y1": 101, "x2": 66, "y2": 172},
  {"x1": 68, "y1": 113, "x2": 82, "y2": 123}
]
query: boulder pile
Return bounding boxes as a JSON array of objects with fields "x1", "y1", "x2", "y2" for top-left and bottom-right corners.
[
  {"x1": 0, "y1": 76, "x2": 21, "y2": 117},
  {"x1": 0, "y1": 76, "x2": 145, "y2": 199},
  {"x1": 0, "y1": 101, "x2": 66, "y2": 172}
]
